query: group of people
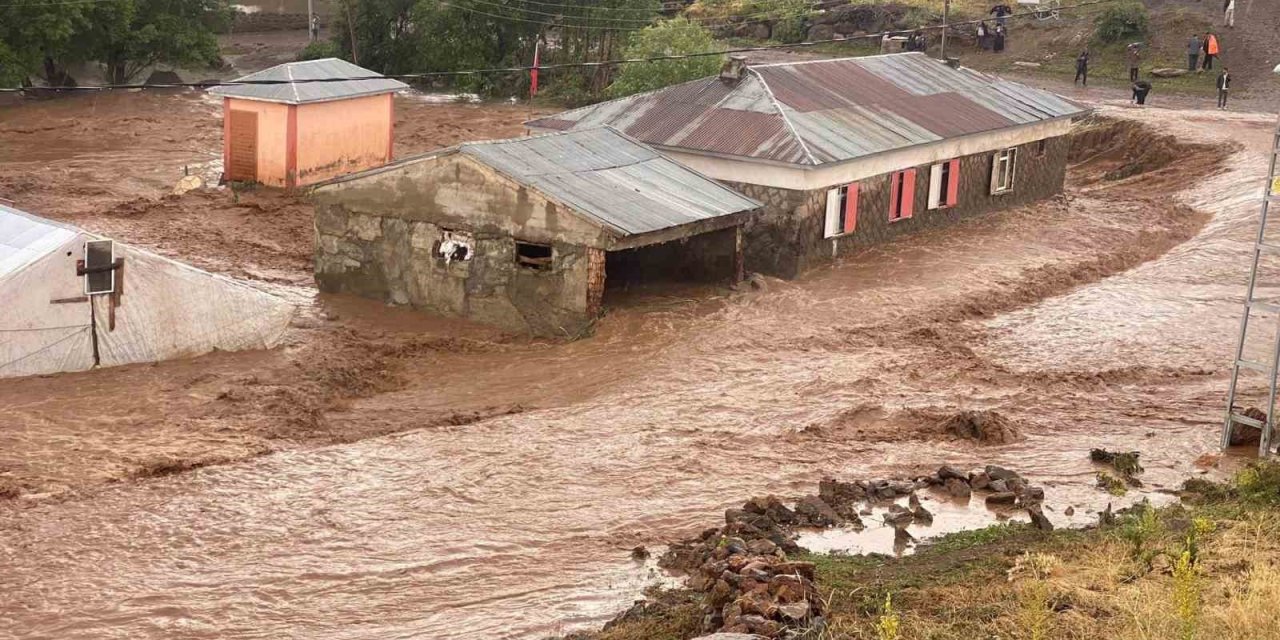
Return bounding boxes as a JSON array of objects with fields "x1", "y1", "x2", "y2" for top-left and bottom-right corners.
[
  {"x1": 977, "y1": 3, "x2": 1014, "y2": 53},
  {"x1": 1074, "y1": 38, "x2": 1232, "y2": 110}
]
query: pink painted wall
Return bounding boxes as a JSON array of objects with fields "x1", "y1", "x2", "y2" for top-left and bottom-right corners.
[
  {"x1": 223, "y1": 97, "x2": 291, "y2": 187},
  {"x1": 293, "y1": 93, "x2": 393, "y2": 187}
]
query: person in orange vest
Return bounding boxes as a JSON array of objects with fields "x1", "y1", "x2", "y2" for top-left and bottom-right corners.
[{"x1": 1202, "y1": 32, "x2": 1220, "y2": 72}]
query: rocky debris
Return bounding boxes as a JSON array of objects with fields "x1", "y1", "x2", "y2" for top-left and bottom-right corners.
[
  {"x1": 1229, "y1": 407, "x2": 1266, "y2": 446},
  {"x1": 690, "y1": 634, "x2": 769, "y2": 640},
  {"x1": 944, "y1": 477, "x2": 972, "y2": 498},
  {"x1": 1026, "y1": 504, "x2": 1054, "y2": 531},
  {"x1": 793, "y1": 495, "x2": 840, "y2": 527},
  {"x1": 969, "y1": 470, "x2": 992, "y2": 490},
  {"x1": 986, "y1": 465, "x2": 1021, "y2": 481},
  {"x1": 908, "y1": 493, "x2": 933, "y2": 524},
  {"x1": 1090, "y1": 449, "x2": 1144, "y2": 486},
  {"x1": 986, "y1": 491, "x2": 1018, "y2": 507},
  {"x1": 941, "y1": 410, "x2": 1022, "y2": 444},
  {"x1": 630, "y1": 545, "x2": 649, "y2": 561}
]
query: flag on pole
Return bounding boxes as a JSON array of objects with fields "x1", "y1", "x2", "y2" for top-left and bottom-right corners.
[{"x1": 530, "y1": 42, "x2": 541, "y2": 98}]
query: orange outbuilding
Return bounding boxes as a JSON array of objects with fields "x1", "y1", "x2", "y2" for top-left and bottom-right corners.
[{"x1": 210, "y1": 58, "x2": 407, "y2": 188}]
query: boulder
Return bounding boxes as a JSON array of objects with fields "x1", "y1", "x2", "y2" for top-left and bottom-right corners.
[
  {"x1": 944, "y1": 477, "x2": 972, "y2": 498},
  {"x1": 771, "y1": 561, "x2": 816, "y2": 581},
  {"x1": 884, "y1": 504, "x2": 914, "y2": 528},
  {"x1": 986, "y1": 491, "x2": 1018, "y2": 507},
  {"x1": 1022, "y1": 486, "x2": 1046, "y2": 502},
  {"x1": 807, "y1": 24, "x2": 835, "y2": 41},
  {"x1": 988, "y1": 479, "x2": 1009, "y2": 493},
  {"x1": 986, "y1": 465, "x2": 1021, "y2": 481},
  {"x1": 794, "y1": 495, "x2": 841, "y2": 527},
  {"x1": 778, "y1": 599, "x2": 811, "y2": 621},
  {"x1": 1229, "y1": 408, "x2": 1265, "y2": 445},
  {"x1": 969, "y1": 471, "x2": 992, "y2": 491},
  {"x1": 734, "y1": 23, "x2": 771, "y2": 40},
  {"x1": 1027, "y1": 504, "x2": 1054, "y2": 531},
  {"x1": 937, "y1": 465, "x2": 968, "y2": 481},
  {"x1": 942, "y1": 410, "x2": 1022, "y2": 444},
  {"x1": 746, "y1": 538, "x2": 779, "y2": 556}
]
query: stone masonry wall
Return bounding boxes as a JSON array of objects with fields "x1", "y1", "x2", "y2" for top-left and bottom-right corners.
[
  {"x1": 312, "y1": 153, "x2": 606, "y2": 337},
  {"x1": 729, "y1": 135, "x2": 1070, "y2": 278}
]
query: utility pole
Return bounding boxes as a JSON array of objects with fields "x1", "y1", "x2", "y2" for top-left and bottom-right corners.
[
  {"x1": 308, "y1": 0, "x2": 316, "y2": 42},
  {"x1": 940, "y1": 0, "x2": 950, "y2": 60}
]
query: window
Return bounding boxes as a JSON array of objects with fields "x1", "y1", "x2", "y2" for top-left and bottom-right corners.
[
  {"x1": 437, "y1": 230, "x2": 473, "y2": 265},
  {"x1": 515, "y1": 241, "x2": 553, "y2": 270},
  {"x1": 83, "y1": 240, "x2": 115, "y2": 295},
  {"x1": 1035, "y1": 139, "x2": 1048, "y2": 158},
  {"x1": 990, "y1": 148, "x2": 1017, "y2": 195},
  {"x1": 823, "y1": 182, "x2": 859, "y2": 238},
  {"x1": 889, "y1": 169, "x2": 916, "y2": 221},
  {"x1": 927, "y1": 160, "x2": 961, "y2": 210}
]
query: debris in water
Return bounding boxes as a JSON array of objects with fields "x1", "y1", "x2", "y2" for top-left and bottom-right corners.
[
  {"x1": 940, "y1": 410, "x2": 1022, "y2": 444},
  {"x1": 1090, "y1": 448, "x2": 1144, "y2": 486}
]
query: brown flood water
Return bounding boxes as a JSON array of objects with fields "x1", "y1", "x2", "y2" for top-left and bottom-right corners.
[{"x1": 2, "y1": 105, "x2": 1278, "y2": 638}]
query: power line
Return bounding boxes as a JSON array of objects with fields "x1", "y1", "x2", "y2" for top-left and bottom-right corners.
[
  {"x1": 444, "y1": 0, "x2": 820, "y2": 27},
  {"x1": 0, "y1": 0, "x2": 1115, "y2": 93}
]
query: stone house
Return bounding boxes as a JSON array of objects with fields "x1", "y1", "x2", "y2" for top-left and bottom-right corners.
[
  {"x1": 310, "y1": 127, "x2": 760, "y2": 336},
  {"x1": 526, "y1": 53, "x2": 1091, "y2": 278},
  {"x1": 210, "y1": 58, "x2": 407, "y2": 188}
]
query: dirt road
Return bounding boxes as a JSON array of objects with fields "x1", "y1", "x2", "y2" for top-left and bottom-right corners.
[{"x1": 1, "y1": 102, "x2": 1274, "y2": 638}]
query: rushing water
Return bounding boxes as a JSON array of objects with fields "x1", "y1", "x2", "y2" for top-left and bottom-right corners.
[{"x1": 1, "y1": 107, "x2": 1276, "y2": 639}]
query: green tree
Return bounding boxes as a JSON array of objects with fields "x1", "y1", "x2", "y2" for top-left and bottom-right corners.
[
  {"x1": 0, "y1": 1, "x2": 89, "y2": 86},
  {"x1": 80, "y1": 0, "x2": 229, "y2": 84},
  {"x1": 1093, "y1": 1, "x2": 1148, "y2": 44},
  {"x1": 607, "y1": 17, "x2": 722, "y2": 97}
]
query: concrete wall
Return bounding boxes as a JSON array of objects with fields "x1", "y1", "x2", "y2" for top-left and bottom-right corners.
[
  {"x1": 311, "y1": 152, "x2": 613, "y2": 336},
  {"x1": 294, "y1": 93, "x2": 393, "y2": 187},
  {"x1": 731, "y1": 135, "x2": 1070, "y2": 278},
  {"x1": 224, "y1": 97, "x2": 290, "y2": 187}
]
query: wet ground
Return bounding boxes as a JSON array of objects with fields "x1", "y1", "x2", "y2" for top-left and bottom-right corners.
[{"x1": 1, "y1": 93, "x2": 1279, "y2": 638}]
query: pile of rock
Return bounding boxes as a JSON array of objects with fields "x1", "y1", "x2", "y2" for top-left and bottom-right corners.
[{"x1": 922, "y1": 464, "x2": 1052, "y2": 531}]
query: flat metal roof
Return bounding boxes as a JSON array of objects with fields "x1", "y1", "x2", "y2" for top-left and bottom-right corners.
[
  {"x1": 527, "y1": 52, "x2": 1089, "y2": 167},
  {"x1": 209, "y1": 58, "x2": 408, "y2": 105},
  {"x1": 0, "y1": 204, "x2": 79, "y2": 279},
  {"x1": 458, "y1": 127, "x2": 761, "y2": 236}
]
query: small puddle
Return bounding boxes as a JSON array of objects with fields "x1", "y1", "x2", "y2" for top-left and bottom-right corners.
[{"x1": 798, "y1": 487, "x2": 1179, "y2": 557}]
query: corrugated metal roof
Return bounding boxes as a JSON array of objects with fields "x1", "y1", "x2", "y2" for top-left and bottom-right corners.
[
  {"x1": 0, "y1": 204, "x2": 79, "y2": 279},
  {"x1": 459, "y1": 127, "x2": 760, "y2": 236},
  {"x1": 208, "y1": 58, "x2": 408, "y2": 105},
  {"x1": 527, "y1": 52, "x2": 1090, "y2": 167}
]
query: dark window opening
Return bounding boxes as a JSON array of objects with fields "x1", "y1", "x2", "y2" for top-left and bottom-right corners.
[
  {"x1": 516, "y1": 241, "x2": 553, "y2": 270},
  {"x1": 1035, "y1": 139, "x2": 1048, "y2": 158},
  {"x1": 84, "y1": 239, "x2": 115, "y2": 295}
]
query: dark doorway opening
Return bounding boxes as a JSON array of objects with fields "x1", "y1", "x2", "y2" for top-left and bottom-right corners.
[{"x1": 604, "y1": 226, "x2": 740, "y2": 301}]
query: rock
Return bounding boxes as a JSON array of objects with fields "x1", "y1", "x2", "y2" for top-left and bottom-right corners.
[
  {"x1": 1027, "y1": 504, "x2": 1054, "y2": 531},
  {"x1": 1064, "y1": 506, "x2": 1075, "y2": 516},
  {"x1": 819, "y1": 477, "x2": 864, "y2": 504},
  {"x1": 777, "y1": 599, "x2": 811, "y2": 621},
  {"x1": 769, "y1": 574, "x2": 811, "y2": 603},
  {"x1": 986, "y1": 465, "x2": 1021, "y2": 481},
  {"x1": 969, "y1": 471, "x2": 991, "y2": 491},
  {"x1": 937, "y1": 465, "x2": 968, "y2": 481},
  {"x1": 172, "y1": 174, "x2": 202, "y2": 196},
  {"x1": 988, "y1": 479, "x2": 1009, "y2": 493},
  {"x1": 746, "y1": 538, "x2": 778, "y2": 556},
  {"x1": 944, "y1": 477, "x2": 972, "y2": 498},
  {"x1": 630, "y1": 545, "x2": 649, "y2": 561},
  {"x1": 1022, "y1": 486, "x2": 1046, "y2": 502},
  {"x1": 942, "y1": 410, "x2": 1022, "y2": 444},
  {"x1": 985, "y1": 491, "x2": 1018, "y2": 507},
  {"x1": 734, "y1": 23, "x2": 771, "y2": 40},
  {"x1": 1229, "y1": 408, "x2": 1265, "y2": 445},
  {"x1": 1007, "y1": 477, "x2": 1028, "y2": 495},
  {"x1": 794, "y1": 495, "x2": 841, "y2": 527},
  {"x1": 884, "y1": 504, "x2": 914, "y2": 528},
  {"x1": 690, "y1": 634, "x2": 769, "y2": 640},
  {"x1": 771, "y1": 561, "x2": 816, "y2": 581},
  {"x1": 1013, "y1": 61, "x2": 1042, "y2": 68},
  {"x1": 807, "y1": 24, "x2": 835, "y2": 41},
  {"x1": 1099, "y1": 502, "x2": 1115, "y2": 526},
  {"x1": 1150, "y1": 67, "x2": 1188, "y2": 78}
]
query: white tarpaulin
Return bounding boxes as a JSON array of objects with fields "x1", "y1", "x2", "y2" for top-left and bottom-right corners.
[{"x1": 0, "y1": 204, "x2": 294, "y2": 378}]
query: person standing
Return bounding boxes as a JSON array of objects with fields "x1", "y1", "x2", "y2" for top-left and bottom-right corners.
[
  {"x1": 1075, "y1": 50, "x2": 1089, "y2": 86},
  {"x1": 1187, "y1": 34, "x2": 1201, "y2": 71},
  {"x1": 1224, "y1": 0, "x2": 1235, "y2": 28},
  {"x1": 1125, "y1": 42, "x2": 1142, "y2": 82},
  {"x1": 977, "y1": 21, "x2": 989, "y2": 50},
  {"x1": 990, "y1": 3, "x2": 1013, "y2": 28},
  {"x1": 1217, "y1": 67, "x2": 1231, "y2": 109},
  {"x1": 1202, "y1": 32, "x2": 1219, "y2": 71},
  {"x1": 993, "y1": 24, "x2": 1006, "y2": 53}
]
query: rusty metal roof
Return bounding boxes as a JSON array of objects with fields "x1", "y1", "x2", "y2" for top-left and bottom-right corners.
[
  {"x1": 209, "y1": 58, "x2": 407, "y2": 105},
  {"x1": 526, "y1": 53, "x2": 1088, "y2": 167},
  {"x1": 459, "y1": 127, "x2": 760, "y2": 237}
]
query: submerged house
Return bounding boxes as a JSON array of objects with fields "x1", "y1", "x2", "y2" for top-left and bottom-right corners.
[
  {"x1": 210, "y1": 58, "x2": 407, "y2": 188},
  {"x1": 0, "y1": 205, "x2": 294, "y2": 378},
  {"x1": 527, "y1": 52, "x2": 1091, "y2": 278},
  {"x1": 310, "y1": 127, "x2": 760, "y2": 336}
]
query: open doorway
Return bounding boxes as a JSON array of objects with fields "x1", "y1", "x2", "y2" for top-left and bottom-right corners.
[{"x1": 604, "y1": 226, "x2": 741, "y2": 302}]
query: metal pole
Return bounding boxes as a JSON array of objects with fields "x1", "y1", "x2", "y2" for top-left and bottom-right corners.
[
  {"x1": 308, "y1": 0, "x2": 316, "y2": 41},
  {"x1": 940, "y1": 0, "x2": 950, "y2": 60}
]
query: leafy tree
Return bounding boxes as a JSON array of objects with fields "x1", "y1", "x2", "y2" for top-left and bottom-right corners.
[
  {"x1": 80, "y1": 0, "x2": 229, "y2": 84},
  {"x1": 0, "y1": 1, "x2": 89, "y2": 86},
  {"x1": 607, "y1": 18, "x2": 723, "y2": 98},
  {"x1": 1093, "y1": 1, "x2": 1148, "y2": 44}
]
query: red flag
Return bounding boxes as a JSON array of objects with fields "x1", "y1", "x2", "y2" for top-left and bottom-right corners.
[{"x1": 530, "y1": 42, "x2": 541, "y2": 97}]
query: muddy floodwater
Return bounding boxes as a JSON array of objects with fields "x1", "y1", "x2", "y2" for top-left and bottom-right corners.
[{"x1": 1, "y1": 103, "x2": 1277, "y2": 638}]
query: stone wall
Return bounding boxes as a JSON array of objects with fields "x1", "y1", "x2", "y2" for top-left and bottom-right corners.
[
  {"x1": 312, "y1": 152, "x2": 605, "y2": 337},
  {"x1": 729, "y1": 135, "x2": 1070, "y2": 278}
]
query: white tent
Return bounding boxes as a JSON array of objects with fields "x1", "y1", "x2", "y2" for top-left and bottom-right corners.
[{"x1": 0, "y1": 204, "x2": 294, "y2": 378}]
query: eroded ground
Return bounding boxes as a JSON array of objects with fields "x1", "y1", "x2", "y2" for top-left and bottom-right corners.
[{"x1": 1, "y1": 93, "x2": 1277, "y2": 639}]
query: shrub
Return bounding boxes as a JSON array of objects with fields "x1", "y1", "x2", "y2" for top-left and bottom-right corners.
[
  {"x1": 1093, "y1": 2, "x2": 1149, "y2": 44},
  {"x1": 607, "y1": 18, "x2": 724, "y2": 98},
  {"x1": 297, "y1": 40, "x2": 341, "y2": 62}
]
